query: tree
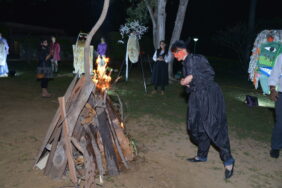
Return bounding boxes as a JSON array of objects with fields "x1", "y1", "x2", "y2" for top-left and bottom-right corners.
[
  {"x1": 213, "y1": 24, "x2": 254, "y2": 70},
  {"x1": 127, "y1": 0, "x2": 190, "y2": 79}
]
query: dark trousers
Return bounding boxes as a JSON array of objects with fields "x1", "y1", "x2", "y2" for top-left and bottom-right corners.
[
  {"x1": 192, "y1": 114, "x2": 234, "y2": 166},
  {"x1": 40, "y1": 78, "x2": 49, "y2": 89},
  {"x1": 271, "y1": 92, "x2": 282, "y2": 150}
]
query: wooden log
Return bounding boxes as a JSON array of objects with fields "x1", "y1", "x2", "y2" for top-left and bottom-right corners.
[
  {"x1": 35, "y1": 75, "x2": 78, "y2": 165},
  {"x1": 80, "y1": 137, "x2": 96, "y2": 188},
  {"x1": 43, "y1": 125, "x2": 63, "y2": 176},
  {"x1": 58, "y1": 97, "x2": 78, "y2": 184},
  {"x1": 96, "y1": 107, "x2": 119, "y2": 176},
  {"x1": 47, "y1": 140, "x2": 67, "y2": 179},
  {"x1": 85, "y1": 125, "x2": 105, "y2": 179},
  {"x1": 67, "y1": 80, "x2": 95, "y2": 137},
  {"x1": 106, "y1": 100, "x2": 134, "y2": 161},
  {"x1": 71, "y1": 137, "x2": 84, "y2": 154},
  {"x1": 70, "y1": 75, "x2": 86, "y2": 101},
  {"x1": 105, "y1": 108, "x2": 129, "y2": 169}
]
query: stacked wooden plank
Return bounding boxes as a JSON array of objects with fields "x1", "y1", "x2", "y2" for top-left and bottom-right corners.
[{"x1": 34, "y1": 75, "x2": 134, "y2": 188}]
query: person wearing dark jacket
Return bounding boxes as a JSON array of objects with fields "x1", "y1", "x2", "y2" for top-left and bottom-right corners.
[
  {"x1": 171, "y1": 40, "x2": 235, "y2": 179},
  {"x1": 37, "y1": 39, "x2": 53, "y2": 97}
]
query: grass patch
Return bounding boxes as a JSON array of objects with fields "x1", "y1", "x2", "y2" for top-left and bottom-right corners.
[{"x1": 3, "y1": 59, "x2": 275, "y2": 143}]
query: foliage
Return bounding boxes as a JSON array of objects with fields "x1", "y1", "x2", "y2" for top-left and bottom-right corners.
[
  {"x1": 119, "y1": 20, "x2": 148, "y2": 40},
  {"x1": 126, "y1": 1, "x2": 150, "y2": 24},
  {"x1": 213, "y1": 23, "x2": 255, "y2": 70}
]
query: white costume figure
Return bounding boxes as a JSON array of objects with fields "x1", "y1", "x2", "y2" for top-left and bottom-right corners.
[
  {"x1": 125, "y1": 33, "x2": 140, "y2": 80},
  {"x1": 72, "y1": 33, "x2": 93, "y2": 75},
  {"x1": 0, "y1": 33, "x2": 9, "y2": 77}
]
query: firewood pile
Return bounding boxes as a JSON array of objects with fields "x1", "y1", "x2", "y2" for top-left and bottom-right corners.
[{"x1": 34, "y1": 74, "x2": 134, "y2": 187}]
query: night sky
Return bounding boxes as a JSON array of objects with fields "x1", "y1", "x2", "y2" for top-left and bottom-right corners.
[
  {"x1": 1, "y1": 0, "x2": 282, "y2": 34},
  {"x1": 0, "y1": 0, "x2": 282, "y2": 40}
]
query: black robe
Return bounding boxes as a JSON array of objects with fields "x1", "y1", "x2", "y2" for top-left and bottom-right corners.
[
  {"x1": 183, "y1": 54, "x2": 233, "y2": 162},
  {"x1": 151, "y1": 49, "x2": 168, "y2": 88},
  {"x1": 37, "y1": 46, "x2": 53, "y2": 78}
]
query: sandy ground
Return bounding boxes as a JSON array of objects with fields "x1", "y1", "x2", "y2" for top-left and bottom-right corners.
[{"x1": 0, "y1": 79, "x2": 282, "y2": 188}]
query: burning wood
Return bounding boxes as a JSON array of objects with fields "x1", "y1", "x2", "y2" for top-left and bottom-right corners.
[{"x1": 34, "y1": 57, "x2": 134, "y2": 187}]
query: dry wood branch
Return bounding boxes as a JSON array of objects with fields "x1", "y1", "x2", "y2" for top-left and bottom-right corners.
[
  {"x1": 84, "y1": 0, "x2": 110, "y2": 77},
  {"x1": 84, "y1": 125, "x2": 105, "y2": 183},
  {"x1": 59, "y1": 97, "x2": 78, "y2": 184},
  {"x1": 35, "y1": 75, "x2": 78, "y2": 165},
  {"x1": 80, "y1": 137, "x2": 96, "y2": 188},
  {"x1": 105, "y1": 108, "x2": 129, "y2": 169}
]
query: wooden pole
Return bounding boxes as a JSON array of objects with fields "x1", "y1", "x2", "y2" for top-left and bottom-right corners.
[
  {"x1": 84, "y1": 0, "x2": 110, "y2": 78},
  {"x1": 58, "y1": 97, "x2": 78, "y2": 184}
]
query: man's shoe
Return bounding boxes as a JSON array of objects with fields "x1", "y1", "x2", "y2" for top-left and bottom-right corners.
[
  {"x1": 225, "y1": 163, "x2": 234, "y2": 179},
  {"x1": 187, "y1": 156, "x2": 207, "y2": 162},
  {"x1": 270, "y1": 149, "x2": 280, "y2": 158}
]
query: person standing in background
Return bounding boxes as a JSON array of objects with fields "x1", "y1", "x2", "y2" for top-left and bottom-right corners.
[
  {"x1": 50, "y1": 36, "x2": 61, "y2": 73},
  {"x1": 97, "y1": 37, "x2": 107, "y2": 58},
  {"x1": 268, "y1": 53, "x2": 282, "y2": 158},
  {"x1": 151, "y1": 40, "x2": 169, "y2": 95},
  {"x1": 37, "y1": 39, "x2": 53, "y2": 97},
  {"x1": 0, "y1": 33, "x2": 9, "y2": 77}
]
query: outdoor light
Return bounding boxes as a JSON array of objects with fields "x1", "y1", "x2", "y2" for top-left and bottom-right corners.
[{"x1": 193, "y1": 37, "x2": 199, "y2": 53}]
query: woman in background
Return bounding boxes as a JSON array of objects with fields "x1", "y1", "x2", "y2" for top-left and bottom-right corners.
[
  {"x1": 151, "y1": 40, "x2": 169, "y2": 95},
  {"x1": 37, "y1": 39, "x2": 53, "y2": 97},
  {"x1": 50, "y1": 36, "x2": 61, "y2": 73},
  {"x1": 97, "y1": 37, "x2": 107, "y2": 58}
]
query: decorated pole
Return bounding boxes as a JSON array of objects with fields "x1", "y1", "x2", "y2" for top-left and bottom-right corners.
[{"x1": 84, "y1": 0, "x2": 110, "y2": 79}]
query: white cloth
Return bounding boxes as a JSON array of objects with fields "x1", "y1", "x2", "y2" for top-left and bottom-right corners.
[
  {"x1": 126, "y1": 34, "x2": 140, "y2": 64},
  {"x1": 0, "y1": 37, "x2": 9, "y2": 66},
  {"x1": 269, "y1": 54, "x2": 282, "y2": 92},
  {"x1": 152, "y1": 50, "x2": 170, "y2": 63}
]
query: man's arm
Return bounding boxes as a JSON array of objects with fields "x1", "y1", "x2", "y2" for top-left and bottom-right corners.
[{"x1": 269, "y1": 54, "x2": 282, "y2": 101}]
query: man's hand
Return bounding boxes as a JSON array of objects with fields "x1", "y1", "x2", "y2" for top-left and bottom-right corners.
[
  {"x1": 269, "y1": 86, "x2": 279, "y2": 101},
  {"x1": 270, "y1": 90, "x2": 279, "y2": 101},
  {"x1": 180, "y1": 75, "x2": 193, "y2": 86}
]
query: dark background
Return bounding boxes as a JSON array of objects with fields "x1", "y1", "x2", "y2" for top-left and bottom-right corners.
[{"x1": 0, "y1": 0, "x2": 282, "y2": 59}]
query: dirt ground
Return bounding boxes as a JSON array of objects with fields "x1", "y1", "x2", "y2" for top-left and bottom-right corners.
[{"x1": 0, "y1": 79, "x2": 282, "y2": 188}]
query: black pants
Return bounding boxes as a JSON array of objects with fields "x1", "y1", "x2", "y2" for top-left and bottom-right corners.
[{"x1": 40, "y1": 78, "x2": 49, "y2": 89}]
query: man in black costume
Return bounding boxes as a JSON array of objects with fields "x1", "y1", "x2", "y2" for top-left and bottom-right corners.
[{"x1": 171, "y1": 40, "x2": 235, "y2": 179}]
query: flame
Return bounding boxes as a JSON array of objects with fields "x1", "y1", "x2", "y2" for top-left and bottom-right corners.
[
  {"x1": 92, "y1": 56, "x2": 112, "y2": 91},
  {"x1": 120, "y1": 122, "x2": 124, "y2": 129}
]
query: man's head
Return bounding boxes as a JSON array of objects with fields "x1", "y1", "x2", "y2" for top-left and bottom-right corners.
[
  {"x1": 41, "y1": 39, "x2": 48, "y2": 47},
  {"x1": 171, "y1": 40, "x2": 189, "y2": 61}
]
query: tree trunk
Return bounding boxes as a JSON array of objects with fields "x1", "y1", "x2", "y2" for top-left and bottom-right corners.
[
  {"x1": 168, "y1": 0, "x2": 190, "y2": 79},
  {"x1": 144, "y1": 0, "x2": 158, "y2": 49},
  {"x1": 84, "y1": 0, "x2": 110, "y2": 78},
  {"x1": 157, "y1": 0, "x2": 167, "y2": 44}
]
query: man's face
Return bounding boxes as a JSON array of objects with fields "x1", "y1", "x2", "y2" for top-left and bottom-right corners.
[
  {"x1": 42, "y1": 40, "x2": 48, "y2": 46},
  {"x1": 173, "y1": 48, "x2": 187, "y2": 61}
]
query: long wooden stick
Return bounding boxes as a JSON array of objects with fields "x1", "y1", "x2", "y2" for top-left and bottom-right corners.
[
  {"x1": 58, "y1": 97, "x2": 78, "y2": 184},
  {"x1": 84, "y1": 0, "x2": 110, "y2": 78},
  {"x1": 105, "y1": 107, "x2": 129, "y2": 169},
  {"x1": 84, "y1": 125, "x2": 105, "y2": 182},
  {"x1": 34, "y1": 75, "x2": 78, "y2": 165}
]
